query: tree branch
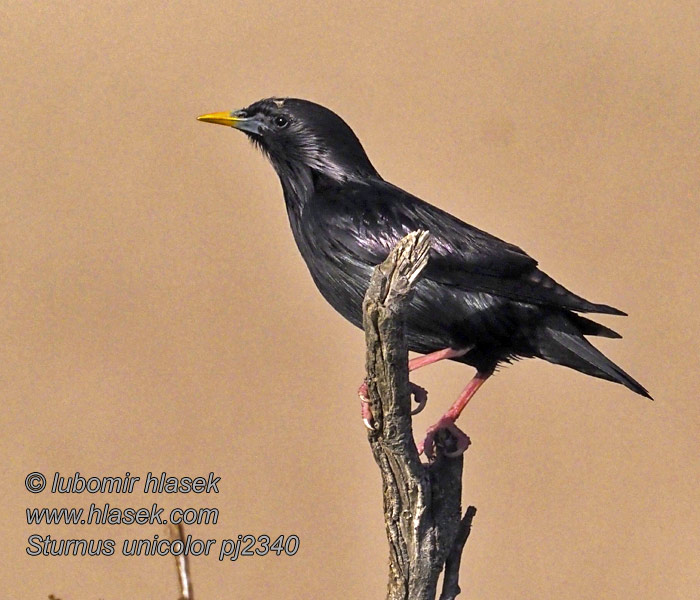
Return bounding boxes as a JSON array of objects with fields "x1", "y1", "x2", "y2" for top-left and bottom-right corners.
[
  {"x1": 363, "y1": 231, "x2": 476, "y2": 600},
  {"x1": 169, "y1": 523, "x2": 194, "y2": 600}
]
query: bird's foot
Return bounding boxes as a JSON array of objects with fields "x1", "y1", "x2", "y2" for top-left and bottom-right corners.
[
  {"x1": 360, "y1": 381, "x2": 427, "y2": 428},
  {"x1": 409, "y1": 382, "x2": 428, "y2": 415},
  {"x1": 358, "y1": 381, "x2": 375, "y2": 430},
  {"x1": 418, "y1": 417, "x2": 470, "y2": 461}
]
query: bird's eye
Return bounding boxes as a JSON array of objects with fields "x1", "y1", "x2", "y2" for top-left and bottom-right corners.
[{"x1": 273, "y1": 115, "x2": 289, "y2": 129}]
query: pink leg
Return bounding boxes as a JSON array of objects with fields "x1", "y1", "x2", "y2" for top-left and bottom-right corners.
[
  {"x1": 404, "y1": 347, "x2": 471, "y2": 415},
  {"x1": 418, "y1": 371, "x2": 492, "y2": 460},
  {"x1": 408, "y1": 347, "x2": 470, "y2": 372},
  {"x1": 358, "y1": 346, "x2": 471, "y2": 431},
  {"x1": 358, "y1": 381, "x2": 431, "y2": 429}
]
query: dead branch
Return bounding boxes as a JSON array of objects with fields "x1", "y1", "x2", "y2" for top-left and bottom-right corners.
[
  {"x1": 362, "y1": 231, "x2": 476, "y2": 600},
  {"x1": 168, "y1": 523, "x2": 194, "y2": 600}
]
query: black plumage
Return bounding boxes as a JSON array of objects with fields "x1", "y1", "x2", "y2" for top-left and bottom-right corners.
[{"x1": 198, "y1": 98, "x2": 650, "y2": 453}]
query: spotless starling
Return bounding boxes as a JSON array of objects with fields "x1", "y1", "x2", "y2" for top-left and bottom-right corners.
[{"x1": 198, "y1": 98, "x2": 651, "y2": 459}]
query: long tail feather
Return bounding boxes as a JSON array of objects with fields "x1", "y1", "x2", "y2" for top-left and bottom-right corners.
[{"x1": 536, "y1": 316, "x2": 651, "y2": 399}]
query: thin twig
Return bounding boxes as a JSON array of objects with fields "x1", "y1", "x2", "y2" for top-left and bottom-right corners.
[
  {"x1": 168, "y1": 523, "x2": 194, "y2": 600},
  {"x1": 439, "y1": 506, "x2": 477, "y2": 600}
]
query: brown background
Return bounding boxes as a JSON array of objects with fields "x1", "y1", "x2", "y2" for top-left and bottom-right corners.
[{"x1": 2, "y1": 2, "x2": 698, "y2": 598}]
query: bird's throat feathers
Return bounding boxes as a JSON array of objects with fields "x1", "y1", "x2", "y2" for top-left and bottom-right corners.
[
  {"x1": 274, "y1": 158, "x2": 316, "y2": 220},
  {"x1": 264, "y1": 143, "x2": 377, "y2": 224},
  {"x1": 261, "y1": 134, "x2": 377, "y2": 188}
]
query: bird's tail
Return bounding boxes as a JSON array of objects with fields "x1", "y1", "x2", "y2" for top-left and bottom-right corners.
[{"x1": 535, "y1": 314, "x2": 652, "y2": 399}]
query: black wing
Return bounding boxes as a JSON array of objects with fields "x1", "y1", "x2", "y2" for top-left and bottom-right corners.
[{"x1": 306, "y1": 178, "x2": 624, "y2": 315}]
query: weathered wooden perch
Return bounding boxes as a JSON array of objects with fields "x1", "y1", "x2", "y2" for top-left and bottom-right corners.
[
  {"x1": 169, "y1": 523, "x2": 194, "y2": 600},
  {"x1": 362, "y1": 231, "x2": 476, "y2": 600}
]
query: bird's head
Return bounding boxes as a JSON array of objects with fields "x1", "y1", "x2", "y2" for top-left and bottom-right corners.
[{"x1": 198, "y1": 98, "x2": 378, "y2": 184}]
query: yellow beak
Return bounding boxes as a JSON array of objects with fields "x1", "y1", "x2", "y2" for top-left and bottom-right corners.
[{"x1": 197, "y1": 112, "x2": 241, "y2": 127}]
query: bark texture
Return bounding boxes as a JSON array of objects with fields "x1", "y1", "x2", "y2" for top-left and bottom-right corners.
[{"x1": 363, "y1": 231, "x2": 476, "y2": 600}]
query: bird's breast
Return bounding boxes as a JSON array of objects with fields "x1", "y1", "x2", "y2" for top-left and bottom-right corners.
[{"x1": 288, "y1": 217, "x2": 371, "y2": 329}]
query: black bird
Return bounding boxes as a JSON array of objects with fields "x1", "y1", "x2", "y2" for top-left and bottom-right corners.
[{"x1": 198, "y1": 98, "x2": 651, "y2": 458}]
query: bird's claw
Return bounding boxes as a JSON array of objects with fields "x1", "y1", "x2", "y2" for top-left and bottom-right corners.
[
  {"x1": 417, "y1": 417, "x2": 470, "y2": 461},
  {"x1": 358, "y1": 381, "x2": 376, "y2": 431},
  {"x1": 361, "y1": 380, "x2": 426, "y2": 428},
  {"x1": 409, "y1": 382, "x2": 428, "y2": 415}
]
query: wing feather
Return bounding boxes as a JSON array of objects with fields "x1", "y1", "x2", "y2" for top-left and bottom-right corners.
[{"x1": 306, "y1": 179, "x2": 623, "y2": 315}]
